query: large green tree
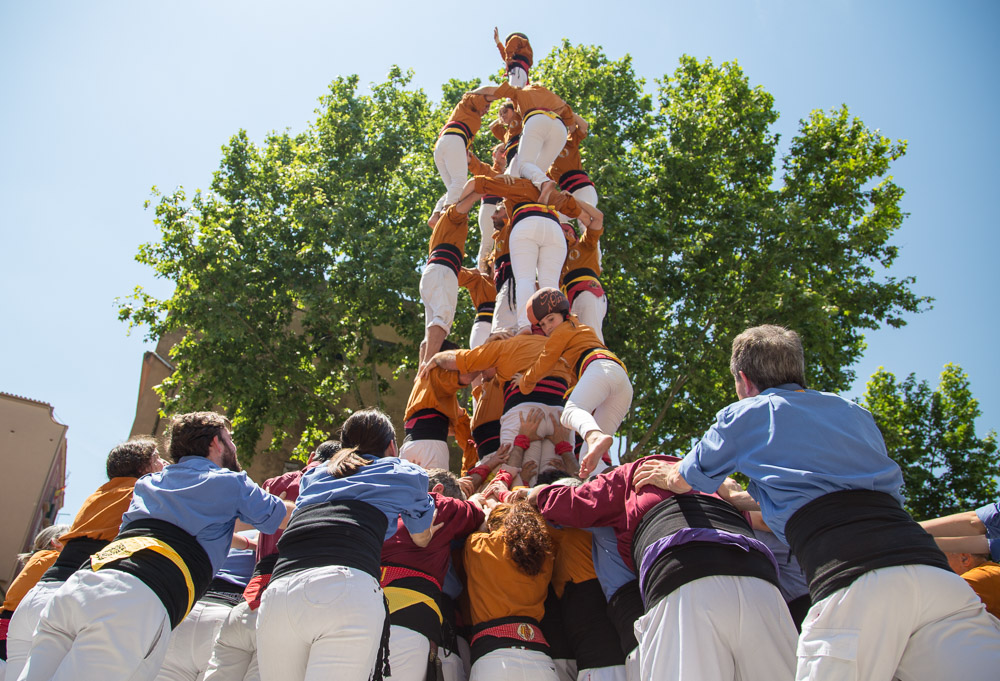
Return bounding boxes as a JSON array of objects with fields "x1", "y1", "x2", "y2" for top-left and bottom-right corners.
[
  {"x1": 120, "y1": 43, "x2": 928, "y2": 464},
  {"x1": 862, "y1": 364, "x2": 998, "y2": 520}
]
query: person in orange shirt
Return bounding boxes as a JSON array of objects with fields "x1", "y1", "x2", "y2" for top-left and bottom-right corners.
[
  {"x1": 518, "y1": 289, "x2": 632, "y2": 479},
  {"x1": 419, "y1": 189, "x2": 481, "y2": 368},
  {"x1": 399, "y1": 359, "x2": 479, "y2": 472},
  {"x1": 468, "y1": 144, "x2": 505, "y2": 273},
  {"x1": 560, "y1": 215, "x2": 607, "y2": 343},
  {"x1": 472, "y1": 83, "x2": 575, "y2": 198},
  {"x1": 490, "y1": 102, "x2": 522, "y2": 176},
  {"x1": 947, "y1": 551, "x2": 1000, "y2": 618},
  {"x1": 5, "y1": 436, "x2": 165, "y2": 681},
  {"x1": 463, "y1": 502, "x2": 557, "y2": 681},
  {"x1": 423, "y1": 332, "x2": 574, "y2": 486},
  {"x1": 548, "y1": 114, "x2": 597, "y2": 211},
  {"x1": 493, "y1": 28, "x2": 533, "y2": 88},
  {"x1": 0, "y1": 524, "x2": 68, "y2": 663},
  {"x1": 431, "y1": 93, "x2": 491, "y2": 225},
  {"x1": 465, "y1": 173, "x2": 600, "y2": 334}
]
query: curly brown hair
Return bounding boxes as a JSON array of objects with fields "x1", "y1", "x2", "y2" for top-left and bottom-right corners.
[{"x1": 488, "y1": 502, "x2": 554, "y2": 576}]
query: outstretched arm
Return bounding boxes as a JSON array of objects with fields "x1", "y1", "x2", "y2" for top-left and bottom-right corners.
[
  {"x1": 919, "y1": 510, "x2": 986, "y2": 537},
  {"x1": 576, "y1": 200, "x2": 603, "y2": 232}
]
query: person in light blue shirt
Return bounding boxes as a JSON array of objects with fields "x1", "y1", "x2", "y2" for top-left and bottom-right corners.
[
  {"x1": 256, "y1": 408, "x2": 437, "y2": 681},
  {"x1": 634, "y1": 325, "x2": 1000, "y2": 681},
  {"x1": 21, "y1": 411, "x2": 294, "y2": 681}
]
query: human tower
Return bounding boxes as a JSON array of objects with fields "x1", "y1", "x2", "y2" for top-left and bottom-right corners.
[{"x1": 401, "y1": 28, "x2": 634, "y2": 489}]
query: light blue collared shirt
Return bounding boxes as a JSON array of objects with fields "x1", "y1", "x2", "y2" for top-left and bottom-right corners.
[
  {"x1": 976, "y1": 502, "x2": 1000, "y2": 561},
  {"x1": 590, "y1": 525, "x2": 634, "y2": 601},
  {"x1": 122, "y1": 456, "x2": 286, "y2": 573},
  {"x1": 678, "y1": 384, "x2": 904, "y2": 544},
  {"x1": 295, "y1": 456, "x2": 435, "y2": 540}
]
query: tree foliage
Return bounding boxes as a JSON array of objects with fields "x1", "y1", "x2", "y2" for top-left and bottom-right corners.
[
  {"x1": 120, "y1": 43, "x2": 928, "y2": 464},
  {"x1": 861, "y1": 364, "x2": 998, "y2": 520}
]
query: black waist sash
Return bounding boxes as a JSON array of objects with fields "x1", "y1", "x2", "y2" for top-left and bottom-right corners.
[
  {"x1": 428, "y1": 242, "x2": 462, "y2": 275},
  {"x1": 272, "y1": 500, "x2": 388, "y2": 582},
  {"x1": 493, "y1": 253, "x2": 512, "y2": 290},
  {"x1": 785, "y1": 490, "x2": 951, "y2": 602},
  {"x1": 505, "y1": 135, "x2": 520, "y2": 163},
  {"x1": 562, "y1": 578, "x2": 626, "y2": 669},
  {"x1": 201, "y1": 577, "x2": 246, "y2": 607},
  {"x1": 503, "y1": 376, "x2": 568, "y2": 412},
  {"x1": 403, "y1": 408, "x2": 449, "y2": 443},
  {"x1": 102, "y1": 519, "x2": 213, "y2": 628},
  {"x1": 632, "y1": 495, "x2": 778, "y2": 611},
  {"x1": 482, "y1": 195, "x2": 501, "y2": 206},
  {"x1": 606, "y1": 580, "x2": 642, "y2": 654},
  {"x1": 475, "y1": 301, "x2": 495, "y2": 324},
  {"x1": 557, "y1": 169, "x2": 594, "y2": 193},
  {"x1": 41, "y1": 537, "x2": 108, "y2": 583},
  {"x1": 472, "y1": 420, "x2": 501, "y2": 457}
]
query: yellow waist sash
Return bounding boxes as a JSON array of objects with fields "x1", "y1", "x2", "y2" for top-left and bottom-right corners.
[{"x1": 91, "y1": 536, "x2": 195, "y2": 617}]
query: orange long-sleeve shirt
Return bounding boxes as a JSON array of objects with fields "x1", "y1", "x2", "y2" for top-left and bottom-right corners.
[
  {"x1": 471, "y1": 377, "x2": 505, "y2": 432},
  {"x1": 493, "y1": 82, "x2": 574, "y2": 129},
  {"x1": 464, "y1": 529, "x2": 553, "y2": 625},
  {"x1": 455, "y1": 334, "x2": 573, "y2": 385},
  {"x1": 519, "y1": 315, "x2": 623, "y2": 393},
  {"x1": 467, "y1": 153, "x2": 499, "y2": 180},
  {"x1": 440, "y1": 94, "x2": 491, "y2": 146},
  {"x1": 428, "y1": 204, "x2": 470, "y2": 274},
  {"x1": 550, "y1": 528, "x2": 598, "y2": 599},
  {"x1": 562, "y1": 224, "x2": 603, "y2": 279},
  {"x1": 497, "y1": 33, "x2": 534, "y2": 69},
  {"x1": 963, "y1": 561, "x2": 1000, "y2": 618},
  {"x1": 548, "y1": 126, "x2": 588, "y2": 182},
  {"x1": 458, "y1": 266, "x2": 497, "y2": 309},
  {"x1": 2, "y1": 550, "x2": 59, "y2": 611},
  {"x1": 60, "y1": 476, "x2": 139, "y2": 543},
  {"x1": 404, "y1": 366, "x2": 468, "y2": 425},
  {"x1": 472, "y1": 176, "x2": 581, "y2": 218}
]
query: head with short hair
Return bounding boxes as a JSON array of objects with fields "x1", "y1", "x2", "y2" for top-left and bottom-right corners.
[
  {"x1": 328, "y1": 408, "x2": 396, "y2": 478},
  {"x1": 166, "y1": 412, "x2": 232, "y2": 464},
  {"x1": 730, "y1": 325, "x2": 806, "y2": 392},
  {"x1": 313, "y1": 440, "x2": 342, "y2": 463},
  {"x1": 427, "y1": 468, "x2": 465, "y2": 499},
  {"x1": 106, "y1": 436, "x2": 160, "y2": 479}
]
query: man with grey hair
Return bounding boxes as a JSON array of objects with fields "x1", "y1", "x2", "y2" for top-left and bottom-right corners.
[{"x1": 635, "y1": 324, "x2": 1000, "y2": 680}]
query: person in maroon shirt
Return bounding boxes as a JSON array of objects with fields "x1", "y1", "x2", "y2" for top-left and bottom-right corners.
[
  {"x1": 381, "y1": 469, "x2": 487, "y2": 681},
  {"x1": 526, "y1": 456, "x2": 797, "y2": 681}
]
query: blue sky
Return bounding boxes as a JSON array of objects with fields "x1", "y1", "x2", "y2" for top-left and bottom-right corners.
[{"x1": 2, "y1": 1, "x2": 996, "y2": 521}]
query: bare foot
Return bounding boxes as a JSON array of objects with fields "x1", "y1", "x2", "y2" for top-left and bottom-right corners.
[
  {"x1": 537, "y1": 180, "x2": 556, "y2": 206},
  {"x1": 579, "y1": 431, "x2": 612, "y2": 477}
]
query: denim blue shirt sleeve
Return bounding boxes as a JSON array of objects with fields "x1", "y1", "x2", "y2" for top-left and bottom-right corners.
[
  {"x1": 122, "y1": 457, "x2": 286, "y2": 573},
  {"x1": 677, "y1": 385, "x2": 904, "y2": 544},
  {"x1": 976, "y1": 502, "x2": 1000, "y2": 561},
  {"x1": 295, "y1": 457, "x2": 435, "y2": 540}
]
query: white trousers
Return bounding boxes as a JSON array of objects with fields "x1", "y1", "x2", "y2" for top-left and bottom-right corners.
[
  {"x1": 434, "y1": 135, "x2": 468, "y2": 208},
  {"x1": 509, "y1": 217, "x2": 566, "y2": 330},
  {"x1": 6, "y1": 580, "x2": 62, "y2": 681},
  {"x1": 469, "y1": 648, "x2": 558, "y2": 681},
  {"x1": 561, "y1": 360, "x2": 632, "y2": 440},
  {"x1": 155, "y1": 600, "x2": 233, "y2": 681},
  {"x1": 633, "y1": 575, "x2": 797, "y2": 681},
  {"x1": 508, "y1": 66, "x2": 528, "y2": 88},
  {"x1": 387, "y1": 625, "x2": 430, "y2": 681},
  {"x1": 470, "y1": 320, "x2": 492, "y2": 350},
  {"x1": 578, "y1": 665, "x2": 627, "y2": 681},
  {"x1": 399, "y1": 439, "x2": 450, "y2": 471},
  {"x1": 477, "y1": 202, "x2": 496, "y2": 268},
  {"x1": 491, "y1": 280, "x2": 517, "y2": 334},
  {"x1": 515, "y1": 116, "x2": 567, "y2": 189},
  {"x1": 420, "y1": 264, "x2": 459, "y2": 333},
  {"x1": 570, "y1": 292, "x2": 607, "y2": 344},
  {"x1": 203, "y1": 601, "x2": 259, "y2": 681},
  {"x1": 20, "y1": 570, "x2": 172, "y2": 681},
  {"x1": 500, "y1": 403, "x2": 564, "y2": 482},
  {"x1": 256, "y1": 566, "x2": 384, "y2": 681},
  {"x1": 796, "y1": 564, "x2": 1000, "y2": 681},
  {"x1": 557, "y1": 185, "x2": 600, "y2": 224}
]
